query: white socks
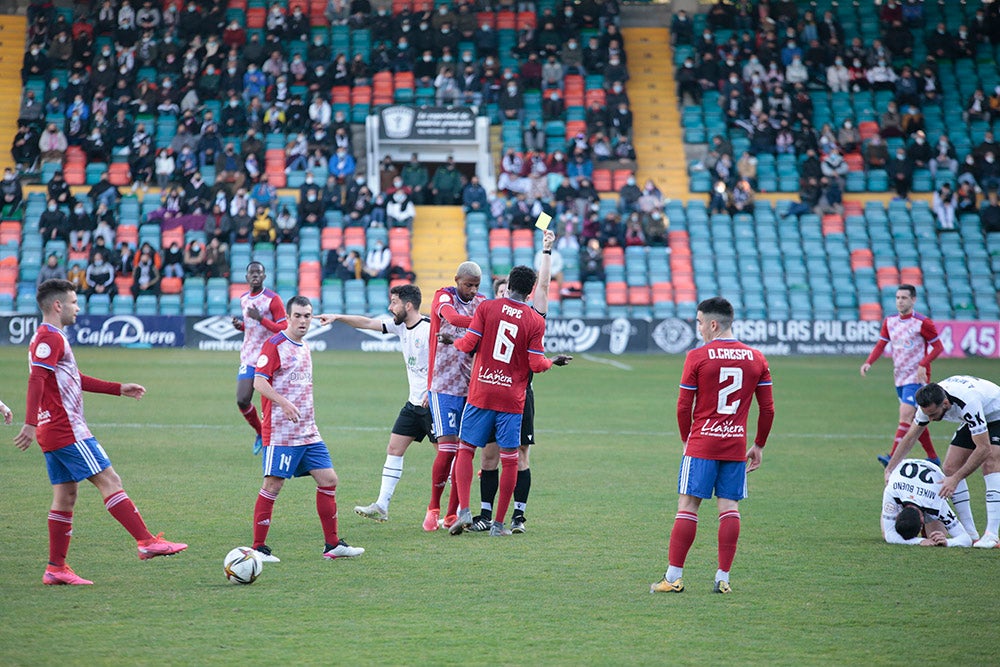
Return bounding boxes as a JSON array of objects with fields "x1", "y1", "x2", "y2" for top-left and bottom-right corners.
[
  {"x1": 952, "y1": 478, "x2": 978, "y2": 537},
  {"x1": 666, "y1": 566, "x2": 683, "y2": 582},
  {"x1": 983, "y1": 472, "x2": 1000, "y2": 536},
  {"x1": 715, "y1": 569, "x2": 729, "y2": 584},
  {"x1": 376, "y1": 455, "x2": 404, "y2": 510}
]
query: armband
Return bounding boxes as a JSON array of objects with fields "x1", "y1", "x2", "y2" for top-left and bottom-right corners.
[{"x1": 542, "y1": 249, "x2": 552, "y2": 255}]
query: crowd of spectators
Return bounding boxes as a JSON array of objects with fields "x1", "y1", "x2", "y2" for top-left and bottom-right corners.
[
  {"x1": 676, "y1": 0, "x2": 1000, "y2": 232},
  {"x1": 14, "y1": 0, "x2": 657, "y2": 279}
]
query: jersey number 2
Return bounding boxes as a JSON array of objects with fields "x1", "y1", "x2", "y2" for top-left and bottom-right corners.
[
  {"x1": 492, "y1": 321, "x2": 519, "y2": 363},
  {"x1": 717, "y1": 367, "x2": 743, "y2": 414}
]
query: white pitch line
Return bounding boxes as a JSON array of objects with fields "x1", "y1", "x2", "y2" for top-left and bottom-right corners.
[
  {"x1": 89, "y1": 422, "x2": 885, "y2": 440},
  {"x1": 580, "y1": 353, "x2": 633, "y2": 371}
]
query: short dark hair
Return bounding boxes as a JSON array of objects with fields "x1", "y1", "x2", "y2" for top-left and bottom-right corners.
[
  {"x1": 915, "y1": 383, "x2": 947, "y2": 408},
  {"x1": 895, "y1": 505, "x2": 924, "y2": 540},
  {"x1": 37, "y1": 279, "x2": 76, "y2": 312},
  {"x1": 507, "y1": 265, "x2": 537, "y2": 298},
  {"x1": 286, "y1": 295, "x2": 312, "y2": 312},
  {"x1": 898, "y1": 284, "x2": 916, "y2": 297},
  {"x1": 390, "y1": 284, "x2": 421, "y2": 309},
  {"x1": 697, "y1": 296, "x2": 734, "y2": 329},
  {"x1": 493, "y1": 276, "x2": 509, "y2": 295},
  {"x1": 247, "y1": 261, "x2": 265, "y2": 272}
]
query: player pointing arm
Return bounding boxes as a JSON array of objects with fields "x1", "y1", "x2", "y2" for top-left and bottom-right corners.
[{"x1": 318, "y1": 285, "x2": 438, "y2": 523}]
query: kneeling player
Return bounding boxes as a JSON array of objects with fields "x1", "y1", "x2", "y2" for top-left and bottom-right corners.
[{"x1": 882, "y1": 458, "x2": 971, "y2": 546}]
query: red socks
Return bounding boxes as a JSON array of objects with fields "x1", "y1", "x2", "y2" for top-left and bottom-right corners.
[
  {"x1": 316, "y1": 486, "x2": 338, "y2": 546},
  {"x1": 718, "y1": 510, "x2": 741, "y2": 573},
  {"x1": 429, "y1": 443, "x2": 457, "y2": 511},
  {"x1": 454, "y1": 444, "x2": 475, "y2": 510},
  {"x1": 48, "y1": 510, "x2": 73, "y2": 567},
  {"x1": 668, "y1": 511, "x2": 699, "y2": 568},
  {"x1": 494, "y1": 450, "x2": 520, "y2": 524},
  {"x1": 241, "y1": 404, "x2": 262, "y2": 435},
  {"x1": 889, "y1": 421, "x2": 909, "y2": 455},
  {"x1": 918, "y1": 428, "x2": 938, "y2": 459},
  {"x1": 252, "y1": 488, "x2": 277, "y2": 548},
  {"x1": 889, "y1": 420, "x2": 938, "y2": 459},
  {"x1": 104, "y1": 490, "x2": 153, "y2": 541}
]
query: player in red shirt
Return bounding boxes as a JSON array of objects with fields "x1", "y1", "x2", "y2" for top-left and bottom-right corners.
[
  {"x1": 860, "y1": 284, "x2": 942, "y2": 467},
  {"x1": 446, "y1": 265, "x2": 571, "y2": 536},
  {"x1": 14, "y1": 280, "x2": 187, "y2": 585},
  {"x1": 249, "y1": 296, "x2": 364, "y2": 562},
  {"x1": 423, "y1": 262, "x2": 486, "y2": 531},
  {"x1": 232, "y1": 261, "x2": 288, "y2": 455},
  {"x1": 651, "y1": 297, "x2": 774, "y2": 595}
]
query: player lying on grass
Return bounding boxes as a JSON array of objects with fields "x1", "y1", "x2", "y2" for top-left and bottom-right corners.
[
  {"x1": 885, "y1": 376, "x2": 1000, "y2": 548},
  {"x1": 882, "y1": 458, "x2": 972, "y2": 547}
]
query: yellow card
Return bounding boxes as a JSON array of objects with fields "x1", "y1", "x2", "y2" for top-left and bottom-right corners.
[{"x1": 534, "y1": 212, "x2": 552, "y2": 230}]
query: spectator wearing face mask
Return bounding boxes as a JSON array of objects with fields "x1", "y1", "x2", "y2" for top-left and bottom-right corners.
[
  {"x1": 386, "y1": 189, "x2": 416, "y2": 228},
  {"x1": 299, "y1": 187, "x2": 325, "y2": 228},
  {"x1": 161, "y1": 241, "x2": 185, "y2": 278},
  {"x1": 86, "y1": 250, "x2": 117, "y2": 297}
]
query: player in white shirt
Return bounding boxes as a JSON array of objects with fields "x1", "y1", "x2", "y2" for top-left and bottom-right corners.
[
  {"x1": 886, "y1": 375, "x2": 1000, "y2": 548},
  {"x1": 882, "y1": 458, "x2": 971, "y2": 547},
  {"x1": 317, "y1": 284, "x2": 433, "y2": 522}
]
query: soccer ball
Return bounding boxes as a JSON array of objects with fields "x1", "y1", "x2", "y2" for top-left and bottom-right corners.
[{"x1": 224, "y1": 547, "x2": 263, "y2": 585}]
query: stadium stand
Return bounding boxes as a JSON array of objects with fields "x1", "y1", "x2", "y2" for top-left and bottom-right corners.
[{"x1": 2, "y1": 1, "x2": 998, "y2": 324}]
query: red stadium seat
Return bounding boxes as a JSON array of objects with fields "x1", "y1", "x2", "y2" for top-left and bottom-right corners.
[
  {"x1": 591, "y1": 169, "x2": 612, "y2": 191},
  {"x1": 628, "y1": 286, "x2": 651, "y2": 305},
  {"x1": 651, "y1": 282, "x2": 673, "y2": 303},
  {"x1": 511, "y1": 229, "x2": 534, "y2": 249},
  {"x1": 321, "y1": 227, "x2": 343, "y2": 250},
  {"x1": 605, "y1": 281, "x2": 627, "y2": 305},
  {"x1": 489, "y1": 228, "x2": 511, "y2": 249},
  {"x1": 0, "y1": 221, "x2": 21, "y2": 245},
  {"x1": 850, "y1": 248, "x2": 874, "y2": 270},
  {"x1": 603, "y1": 246, "x2": 624, "y2": 266},
  {"x1": 160, "y1": 277, "x2": 183, "y2": 294},
  {"x1": 115, "y1": 275, "x2": 134, "y2": 295},
  {"x1": 859, "y1": 302, "x2": 883, "y2": 321},
  {"x1": 821, "y1": 214, "x2": 844, "y2": 235},
  {"x1": 900, "y1": 266, "x2": 923, "y2": 286},
  {"x1": 612, "y1": 169, "x2": 633, "y2": 190},
  {"x1": 876, "y1": 266, "x2": 900, "y2": 289}
]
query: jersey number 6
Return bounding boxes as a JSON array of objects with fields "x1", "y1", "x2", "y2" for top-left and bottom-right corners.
[{"x1": 492, "y1": 321, "x2": 519, "y2": 363}]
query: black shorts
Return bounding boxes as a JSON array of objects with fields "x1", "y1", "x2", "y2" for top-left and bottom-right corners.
[
  {"x1": 949, "y1": 421, "x2": 1000, "y2": 450},
  {"x1": 392, "y1": 402, "x2": 437, "y2": 443},
  {"x1": 520, "y1": 383, "x2": 535, "y2": 447}
]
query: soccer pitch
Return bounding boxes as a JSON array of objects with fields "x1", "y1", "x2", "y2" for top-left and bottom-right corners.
[{"x1": 0, "y1": 347, "x2": 997, "y2": 665}]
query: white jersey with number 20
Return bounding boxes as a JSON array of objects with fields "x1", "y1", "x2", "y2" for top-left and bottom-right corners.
[{"x1": 881, "y1": 459, "x2": 967, "y2": 545}]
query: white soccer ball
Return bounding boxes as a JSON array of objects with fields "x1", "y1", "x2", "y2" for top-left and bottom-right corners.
[{"x1": 224, "y1": 546, "x2": 263, "y2": 585}]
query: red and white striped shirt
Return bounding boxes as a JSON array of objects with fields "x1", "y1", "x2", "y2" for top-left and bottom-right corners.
[
  {"x1": 240, "y1": 288, "x2": 287, "y2": 367},
  {"x1": 28, "y1": 324, "x2": 94, "y2": 451},
  {"x1": 255, "y1": 332, "x2": 320, "y2": 447}
]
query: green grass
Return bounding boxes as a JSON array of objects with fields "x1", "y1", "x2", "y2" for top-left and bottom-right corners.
[{"x1": 0, "y1": 348, "x2": 998, "y2": 666}]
